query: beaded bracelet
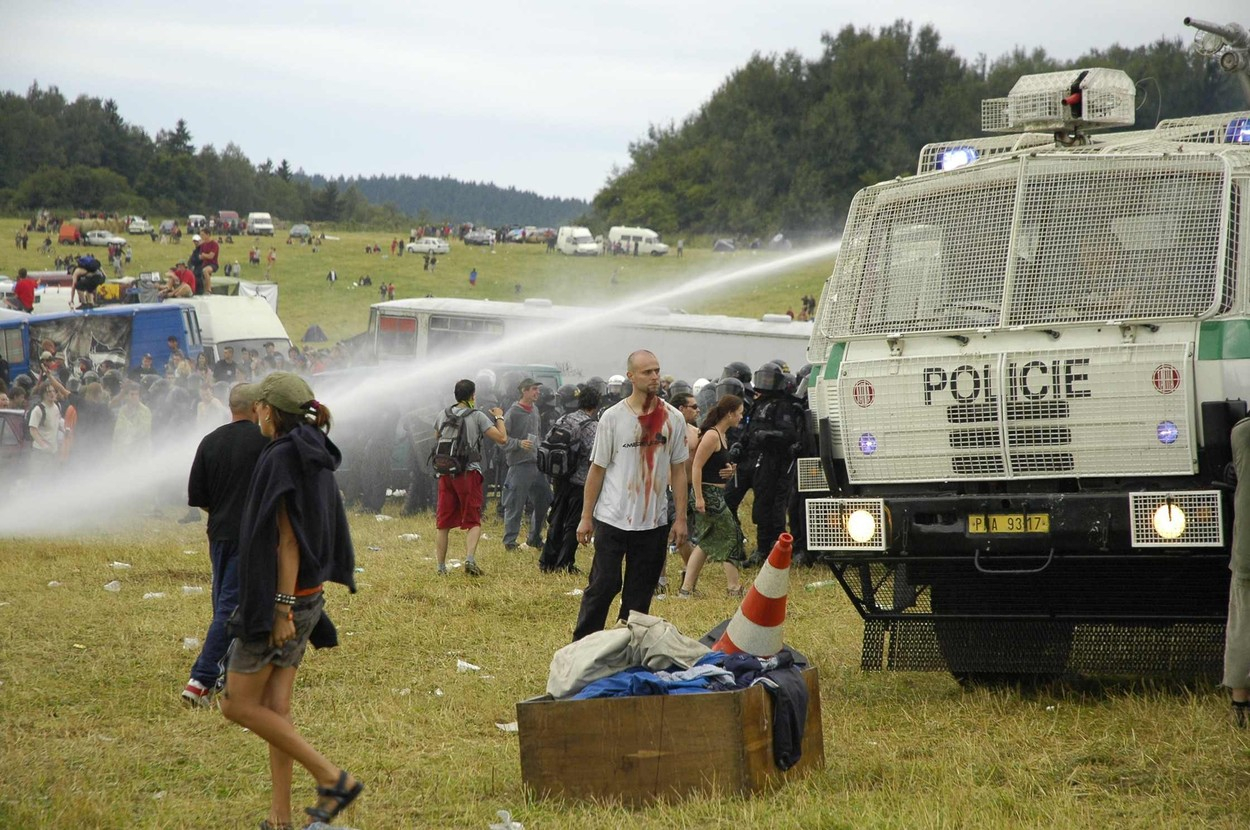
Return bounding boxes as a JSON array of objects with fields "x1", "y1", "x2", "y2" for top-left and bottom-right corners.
[{"x1": 275, "y1": 592, "x2": 297, "y2": 606}]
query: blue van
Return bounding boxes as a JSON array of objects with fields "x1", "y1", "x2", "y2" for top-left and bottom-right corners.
[{"x1": 0, "y1": 304, "x2": 202, "y2": 379}]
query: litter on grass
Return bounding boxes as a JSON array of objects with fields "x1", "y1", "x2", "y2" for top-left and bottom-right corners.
[
  {"x1": 183, "y1": 637, "x2": 201, "y2": 650},
  {"x1": 47, "y1": 581, "x2": 63, "y2": 588},
  {"x1": 143, "y1": 592, "x2": 167, "y2": 600},
  {"x1": 367, "y1": 545, "x2": 382, "y2": 552},
  {"x1": 495, "y1": 721, "x2": 518, "y2": 733},
  {"x1": 374, "y1": 514, "x2": 394, "y2": 522},
  {"x1": 489, "y1": 809, "x2": 524, "y2": 830},
  {"x1": 182, "y1": 586, "x2": 204, "y2": 595},
  {"x1": 109, "y1": 561, "x2": 132, "y2": 569},
  {"x1": 103, "y1": 580, "x2": 122, "y2": 592},
  {"x1": 434, "y1": 688, "x2": 444, "y2": 697},
  {"x1": 565, "y1": 588, "x2": 583, "y2": 596},
  {"x1": 457, "y1": 659, "x2": 482, "y2": 672},
  {"x1": 182, "y1": 550, "x2": 197, "y2": 555},
  {"x1": 398, "y1": 533, "x2": 421, "y2": 541}
]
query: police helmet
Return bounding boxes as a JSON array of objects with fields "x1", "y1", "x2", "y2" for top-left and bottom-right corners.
[
  {"x1": 669, "y1": 379, "x2": 693, "y2": 398},
  {"x1": 692, "y1": 377, "x2": 711, "y2": 395},
  {"x1": 585, "y1": 376, "x2": 608, "y2": 397},
  {"x1": 475, "y1": 367, "x2": 497, "y2": 389},
  {"x1": 556, "y1": 383, "x2": 580, "y2": 412},
  {"x1": 621, "y1": 379, "x2": 633, "y2": 398},
  {"x1": 500, "y1": 370, "x2": 524, "y2": 398},
  {"x1": 537, "y1": 385, "x2": 555, "y2": 407},
  {"x1": 66, "y1": 377, "x2": 81, "y2": 394},
  {"x1": 782, "y1": 372, "x2": 797, "y2": 395},
  {"x1": 139, "y1": 373, "x2": 160, "y2": 391},
  {"x1": 101, "y1": 369, "x2": 122, "y2": 395},
  {"x1": 753, "y1": 362, "x2": 785, "y2": 393},
  {"x1": 696, "y1": 384, "x2": 718, "y2": 414},
  {"x1": 794, "y1": 363, "x2": 814, "y2": 401},
  {"x1": 721, "y1": 361, "x2": 752, "y2": 385},
  {"x1": 12, "y1": 373, "x2": 34, "y2": 390},
  {"x1": 82, "y1": 370, "x2": 100, "y2": 385},
  {"x1": 770, "y1": 358, "x2": 792, "y2": 374},
  {"x1": 607, "y1": 374, "x2": 625, "y2": 396},
  {"x1": 716, "y1": 376, "x2": 746, "y2": 400}
]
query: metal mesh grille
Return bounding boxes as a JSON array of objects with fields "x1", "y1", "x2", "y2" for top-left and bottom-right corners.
[
  {"x1": 806, "y1": 498, "x2": 886, "y2": 551},
  {"x1": 1007, "y1": 155, "x2": 1226, "y2": 326},
  {"x1": 837, "y1": 344, "x2": 1195, "y2": 483},
  {"x1": 999, "y1": 68, "x2": 1136, "y2": 132},
  {"x1": 981, "y1": 97, "x2": 1009, "y2": 132},
  {"x1": 796, "y1": 458, "x2": 828, "y2": 493},
  {"x1": 861, "y1": 619, "x2": 1223, "y2": 676},
  {"x1": 1129, "y1": 491, "x2": 1224, "y2": 547},
  {"x1": 917, "y1": 133, "x2": 1052, "y2": 175},
  {"x1": 821, "y1": 154, "x2": 1230, "y2": 339}
]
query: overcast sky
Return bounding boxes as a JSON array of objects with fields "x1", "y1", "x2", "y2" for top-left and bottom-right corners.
[{"x1": 1, "y1": 1, "x2": 1244, "y2": 201}]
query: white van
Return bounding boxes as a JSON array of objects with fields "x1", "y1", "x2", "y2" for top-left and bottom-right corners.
[
  {"x1": 169, "y1": 294, "x2": 291, "y2": 362},
  {"x1": 556, "y1": 226, "x2": 599, "y2": 256},
  {"x1": 607, "y1": 226, "x2": 669, "y2": 256},
  {"x1": 246, "y1": 212, "x2": 275, "y2": 236}
]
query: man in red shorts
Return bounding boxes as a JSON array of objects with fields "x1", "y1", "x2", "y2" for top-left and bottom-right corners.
[
  {"x1": 433, "y1": 378, "x2": 507, "y2": 576},
  {"x1": 190, "y1": 233, "x2": 219, "y2": 294}
]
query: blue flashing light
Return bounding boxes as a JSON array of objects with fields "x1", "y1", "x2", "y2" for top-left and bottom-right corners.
[
  {"x1": 1226, "y1": 117, "x2": 1250, "y2": 145},
  {"x1": 937, "y1": 146, "x2": 979, "y2": 171},
  {"x1": 859, "y1": 433, "x2": 878, "y2": 455},
  {"x1": 1157, "y1": 421, "x2": 1179, "y2": 445}
]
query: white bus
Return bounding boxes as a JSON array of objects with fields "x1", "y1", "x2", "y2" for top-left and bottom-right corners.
[{"x1": 365, "y1": 297, "x2": 812, "y2": 383}]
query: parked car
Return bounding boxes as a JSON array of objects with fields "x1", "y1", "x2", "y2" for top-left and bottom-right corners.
[
  {"x1": 464, "y1": 228, "x2": 496, "y2": 246},
  {"x1": 525, "y1": 228, "x2": 556, "y2": 244},
  {"x1": 127, "y1": 217, "x2": 153, "y2": 234},
  {"x1": 158, "y1": 220, "x2": 179, "y2": 235},
  {"x1": 406, "y1": 237, "x2": 451, "y2": 254},
  {"x1": 187, "y1": 214, "x2": 208, "y2": 232},
  {"x1": 217, "y1": 210, "x2": 241, "y2": 235},
  {"x1": 246, "y1": 212, "x2": 275, "y2": 236},
  {"x1": 84, "y1": 230, "x2": 127, "y2": 246},
  {"x1": 289, "y1": 223, "x2": 312, "y2": 239}
]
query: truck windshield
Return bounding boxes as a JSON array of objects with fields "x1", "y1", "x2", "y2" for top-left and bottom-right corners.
[{"x1": 828, "y1": 155, "x2": 1230, "y2": 337}]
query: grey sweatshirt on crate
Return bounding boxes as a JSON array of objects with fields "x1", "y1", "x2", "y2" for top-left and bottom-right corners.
[{"x1": 503, "y1": 401, "x2": 543, "y2": 467}]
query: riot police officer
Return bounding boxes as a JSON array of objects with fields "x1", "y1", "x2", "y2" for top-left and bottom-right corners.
[
  {"x1": 787, "y1": 363, "x2": 817, "y2": 565},
  {"x1": 743, "y1": 361, "x2": 806, "y2": 565}
]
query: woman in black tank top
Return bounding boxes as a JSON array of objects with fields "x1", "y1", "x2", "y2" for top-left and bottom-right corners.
[{"x1": 678, "y1": 395, "x2": 746, "y2": 597}]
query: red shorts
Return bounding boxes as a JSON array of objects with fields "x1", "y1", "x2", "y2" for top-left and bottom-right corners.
[{"x1": 436, "y1": 470, "x2": 484, "y2": 530}]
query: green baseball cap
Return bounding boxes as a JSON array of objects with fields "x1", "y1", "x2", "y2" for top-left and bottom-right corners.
[{"x1": 257, "y1": 371, "x2": 315, "y2": 414}]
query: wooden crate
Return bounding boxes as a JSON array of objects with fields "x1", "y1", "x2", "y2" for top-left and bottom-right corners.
[{"x1": 516, "y1": 667, "x2": 824, "y2": 804}]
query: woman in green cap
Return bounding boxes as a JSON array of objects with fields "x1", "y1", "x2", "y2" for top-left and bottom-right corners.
[{"x1": 218, "y1": 371, "x2": 362, "y2": 829}]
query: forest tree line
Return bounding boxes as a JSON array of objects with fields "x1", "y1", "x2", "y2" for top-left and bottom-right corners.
[
  {"x1": 0, "y1": 20, "x2": 1243, "y2": 234},
  {"x1": 585, "y1": 21, "x2": 1247, "y2": 236}
]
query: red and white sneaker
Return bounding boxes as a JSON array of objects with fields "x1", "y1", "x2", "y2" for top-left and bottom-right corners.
[{"x1": 181, "y1": 679, "x2": 212, "y2": 709}]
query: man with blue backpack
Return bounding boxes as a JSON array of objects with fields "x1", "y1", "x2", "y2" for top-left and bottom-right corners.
[{"x1": 72, "y1": 254, "x2": 105, "y2": 308}]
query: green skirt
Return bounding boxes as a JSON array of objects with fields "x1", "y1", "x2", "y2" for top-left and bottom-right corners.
[{"x1": 692, "y1": 485, "x2": 745, "y2": 564}]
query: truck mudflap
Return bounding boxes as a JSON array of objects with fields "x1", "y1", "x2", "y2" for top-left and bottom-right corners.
[{"x1": 816, "y1": 490, "x2": 1231, "y2": 678}]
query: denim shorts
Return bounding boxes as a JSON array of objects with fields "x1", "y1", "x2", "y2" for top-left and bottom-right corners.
[{"x1": 227, "y1": 592, "x2": 324, "y2": 674}]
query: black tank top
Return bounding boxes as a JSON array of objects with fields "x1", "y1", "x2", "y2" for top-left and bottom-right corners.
[{"x1": 699, "y1": 429, "x2": 730, "y2": 485}]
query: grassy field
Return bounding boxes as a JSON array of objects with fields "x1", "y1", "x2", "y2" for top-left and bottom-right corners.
[
  {"x1": 1, "y1": 506, "x2": 1248, "y2": 829},
  {"x1": 5, "y1": 220, "x2": 1250, "y2": 827},
  {"x1": 3, "y1": 220, "x2": 835, "y2": 348}
]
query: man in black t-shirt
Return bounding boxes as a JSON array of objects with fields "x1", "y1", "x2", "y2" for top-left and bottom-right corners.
[
  {"x1": 212, "y1": 346, "x2": 238, "y2": 384},
  {"x1": 181, "y1": 381, "x2": 268, "y2": 708}
]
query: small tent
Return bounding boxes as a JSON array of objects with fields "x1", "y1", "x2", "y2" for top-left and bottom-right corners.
[
  {"x1": 712, "y1": 239, "x2": 735, "y2": 253},
  {"x1": 302, "y1": 324, "x2": 328, "y2": 342}
]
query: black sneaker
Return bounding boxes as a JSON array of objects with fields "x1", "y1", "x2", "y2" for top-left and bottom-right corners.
[{"x1": 464, "y1": 560, "x2": 483, "y2": 576}]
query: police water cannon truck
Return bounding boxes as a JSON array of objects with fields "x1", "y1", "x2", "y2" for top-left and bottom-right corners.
[{"x1": 801, "y1": 20, "x2": 1250, "y2": 682}]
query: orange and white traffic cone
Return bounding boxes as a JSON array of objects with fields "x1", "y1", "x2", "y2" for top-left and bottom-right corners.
[{"x1": 713, "y1": 533, "x2": 793, "y2": 657}]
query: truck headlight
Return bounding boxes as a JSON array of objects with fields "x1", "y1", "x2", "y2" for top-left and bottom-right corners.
[
  {"x1": 1152, "y1": 503, "x2": 1186, "y2": 540},
  {"x1": 846, "y1": 509, "x2": 877, "y2": 544}
]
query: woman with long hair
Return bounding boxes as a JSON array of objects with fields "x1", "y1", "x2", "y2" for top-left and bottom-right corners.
[
  {"x1": 218, "y1": 372, "x2": 362, "y2": 829},
  {"x1": 195, "y1": 351, "x2": 211, "y2": 382},
  {"x1": 678, "y1": 394, "x2": 745, "y2": 597}
]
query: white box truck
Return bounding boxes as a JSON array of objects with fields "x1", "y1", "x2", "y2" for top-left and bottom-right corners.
[{"x1": 246, "y1": 212, "x2": 275, "y2": 236}]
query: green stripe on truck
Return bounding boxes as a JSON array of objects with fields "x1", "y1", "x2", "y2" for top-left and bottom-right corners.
[
  {"x1": 1199, "y1": 320, "x2": 1250, "y2": 360},
  {"x1": 823, "y1": 343, "x2": 846, "y2": 378}
]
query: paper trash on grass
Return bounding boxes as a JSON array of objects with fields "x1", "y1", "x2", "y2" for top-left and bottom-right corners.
[
  {"x1": 456, "y1": 659, "x2": 482, "y2": 672},
  {"x1": 367, "y1": 546, "x2": 382, "y2": 552},
  {"x1": 48, "y1": 581, "x2": 63, "y2": 588},
  {"x1": 495, "y1": 721, "x2": 518, "y2": 733},
  {"x1": 398, "y1": 533, "x2": 421, "y2": 541},
  {"x1": 109, "y1": 561, "x2": 132, "y2": 569},
  {"x1": 143, "y1": 592, "x2": 167, "y2": 600},
  {"x1": 103, "y1": 580, "x2": 122, "y2": 592},
  {"x1": 564, "y1": 588, "x2": 583, "y2": 596},
  {"x1": 182, "y1": 550, "x2": 197, "y2": 555},
  {"x1": 374, "y1": 514, "x2": 394, "y2": 522},
  {"x1": 183, "y1": 637, "x2": 201, "y2": 650},
  {"x1": 489, "y1": 809, "x2": 524, "y2": 830}
]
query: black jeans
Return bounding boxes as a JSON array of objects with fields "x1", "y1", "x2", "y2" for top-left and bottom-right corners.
[
  {"x1": 539, "y1": 479, "x2": 583, "y2": 573},
  {"x1": 572, "y1": 521, "x2": 667, "y2": 641}
]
